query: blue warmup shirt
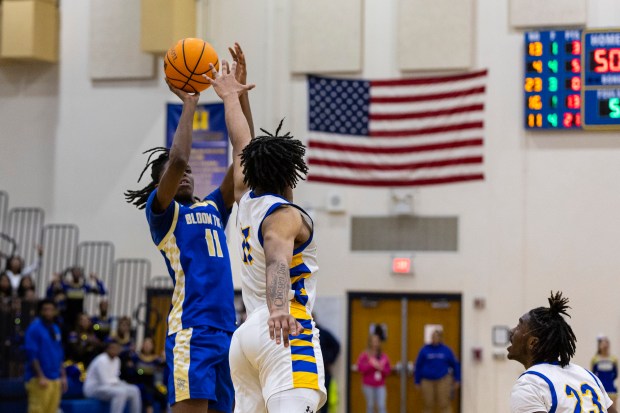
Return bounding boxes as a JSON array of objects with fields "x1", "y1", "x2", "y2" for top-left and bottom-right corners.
[
  {"x1": 414, "y1": 343, "x2": 461, "y2": 384},
  {"x1": 592, "y1": 355, "x2": 618, "y2": 394},
  {"x1": 24, "y1": 318, "x2": 64, "y2": 381},
  {"x1": 146, "y1": 188, "x2": 236, "y2": 334}
]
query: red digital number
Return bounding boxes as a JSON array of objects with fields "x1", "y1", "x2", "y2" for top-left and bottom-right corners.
[
  {"x1": 570, "y1": 77, "x2": 581, "y2": 91},
  {"x1": 571, "y1": 41, "x2": 581, "y2": 55},
  {"x1": 575, "y1": 113, "x2": 581, "y2": 127},
  {"x1": 571, "y1": 58, "x2": 581, "y2": 73},
  {"x1": 563, "y1": 113, "x2": 574, "y2": 128},
  {"x1": 593, "y1": 48, "x2": 620, "y2": 73},
  {"x1": 566, "y1": 95, "x2": 581, "y2": 109}
]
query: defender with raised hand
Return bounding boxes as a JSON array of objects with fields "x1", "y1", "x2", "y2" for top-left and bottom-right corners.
[{"x1": 205, "y1": 59, "x2": 326, "y2": 413}]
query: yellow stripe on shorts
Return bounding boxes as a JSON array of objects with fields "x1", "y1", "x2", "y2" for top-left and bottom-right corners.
[{"x1": 173, "y1": 328, "x2": 192, "y2": 402}]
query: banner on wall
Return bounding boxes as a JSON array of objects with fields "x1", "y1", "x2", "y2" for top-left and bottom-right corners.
[{"x1": 166, "y1": 102, "x2": 229, "y2": 199}]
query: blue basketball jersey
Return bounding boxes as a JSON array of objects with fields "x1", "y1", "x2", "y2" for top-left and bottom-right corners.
[{"x1": 146, "y1": 188, "x2": 236, "y2": 334}]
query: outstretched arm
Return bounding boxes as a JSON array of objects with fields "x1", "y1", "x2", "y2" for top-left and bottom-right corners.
[
  {"x1": 204, "y1": 60, "x2": 255, "y2": 204},
  {"x1": 151, "y1": 83, "x2": 199, "y2": 213},
  {"x1": 262, "y1": 207, "x2": 304, "y2": 347},
  {"x1": 229, "y1": 43, "x2": 255, "y2": 139}
]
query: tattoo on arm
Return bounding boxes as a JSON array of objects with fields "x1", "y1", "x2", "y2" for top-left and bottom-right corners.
[{"x1": 267, "y1": 262, "x2": 289, "y2": 310}]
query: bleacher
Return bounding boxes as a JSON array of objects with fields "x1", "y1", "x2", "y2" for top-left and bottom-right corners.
[{"x1": 0, "y1": 189, "x2": 171, "y2": 413}]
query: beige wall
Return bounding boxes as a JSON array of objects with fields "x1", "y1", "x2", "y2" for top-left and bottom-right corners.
[{"x1": 2, "y1": 0, "x2": 620, "y2": 412}]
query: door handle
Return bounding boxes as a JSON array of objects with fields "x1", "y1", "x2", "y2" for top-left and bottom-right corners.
[{"x1": 407, "y1": 361, "x2": 415, "y2": 376}]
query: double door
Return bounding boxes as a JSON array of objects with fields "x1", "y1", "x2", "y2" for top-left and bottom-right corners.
[{"x1": 347, "y1": 293, "x2": 461, "y2": 413}]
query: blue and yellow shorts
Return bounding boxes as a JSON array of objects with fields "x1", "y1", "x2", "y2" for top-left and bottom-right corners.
[{"x1": 165, "y1": 325, "x2": 234, "y2": 411}]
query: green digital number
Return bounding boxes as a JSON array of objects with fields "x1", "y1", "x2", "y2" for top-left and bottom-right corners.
[{"x1": 610, "y1": 98, "x2": 620, "y2": 119}]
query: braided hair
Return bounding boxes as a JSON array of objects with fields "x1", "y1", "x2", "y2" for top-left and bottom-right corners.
[
  {"x1": 240, "y1": 119, "x2": 308, "y2": 194},
  {"x1": 528, "y1": 291, "x2": 577, "y2": 367},
  {"x1": 124, "y1": 147, "x2": 170, "y2": 210}
]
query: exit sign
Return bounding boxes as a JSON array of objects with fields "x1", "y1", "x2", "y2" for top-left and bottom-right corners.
[{"x1": 392, "y1": 257, "x2": 412, "y2": 274}]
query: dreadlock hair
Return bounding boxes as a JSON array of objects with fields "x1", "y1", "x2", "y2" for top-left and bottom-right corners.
[
  {"x1": 528, "y1": 291, "x2": 577, "y2": 367},
  {"x1": 240, "y1": 119, "x2": 309, "y2": 194},
  {"x1": 124, "y1": 147, "x2": 170, "y2": 210}
]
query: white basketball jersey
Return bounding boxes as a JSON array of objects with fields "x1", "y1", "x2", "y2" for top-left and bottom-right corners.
[
  {"x1": 511, "y1": 363, "x2": 613, "y2": 413},
  {"x1": 236, "y1": 191, "x2": 319, "y2": 317}
]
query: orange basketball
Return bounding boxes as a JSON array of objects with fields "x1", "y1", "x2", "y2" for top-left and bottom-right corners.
[{"x1": 164, "y1": 38, "x2": 219, "y2": 93}]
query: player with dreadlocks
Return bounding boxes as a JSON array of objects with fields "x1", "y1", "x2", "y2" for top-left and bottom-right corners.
[
  {"x1": 508, "y1": 291, "x2": 617, "y2": 413},
  {"x1": 125, "y1": 44, "x2": 254, "y2": 413},
  {"x1": 204, "y1": 57, "x2": 326, "y2": 413}
]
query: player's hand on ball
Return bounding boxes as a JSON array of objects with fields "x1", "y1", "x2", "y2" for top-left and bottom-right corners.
[
  {"x1": 202, "y1": 60, "x2": 255, "y2": 100},
  {"x1": 268, "y1": 310, "x2": 304, "y2": 347},
  {"x1": 166, "y1": 78, "x2": 200, "y2": 105}
]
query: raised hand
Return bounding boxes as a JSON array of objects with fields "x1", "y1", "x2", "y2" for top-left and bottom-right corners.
[
  {"x1": 203, "y1": 60, "x2": 255, "y2": 100},
  {"x1": 228, "y1": 42, "x2": 247, "y2": 85}
]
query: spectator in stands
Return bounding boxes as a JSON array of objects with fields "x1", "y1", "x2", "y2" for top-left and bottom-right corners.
[
  {"x1": 5, "y1": 246, "x2": 43, "y2": 294},
  {"x1": 66, "y1": 313, "x2": 103, "y2": 367},
  {"x1": 91, "y1": 298, "x2": 113, "y2": 342},
  {"x1": 112, "y1": 316, "x2": 135, "y2": 380},
  {"x1": 24, "y1": 299, "x2": 67, "y2": 413},
  {"x1": 46, "y1": 272, "x2": 67, "y2": 315},
  {"x1": 18, "y1": 275, "x2": 36, "y2": 300},
  {"x1": 84, "y1": 339, "x2": 142, "y2": 413},
  {"x1": 59, "y1": 267, "x2": 106, "y2": 330},
  {"x1": 128, "y1": 337, "x2": 167, "y2": 413},
  {"x1": 0, "y1": 272, "x2": 11, "y2": 299}
]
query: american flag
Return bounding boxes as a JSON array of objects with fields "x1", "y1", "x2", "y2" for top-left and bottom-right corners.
[{"x1": 306, "y1": 70, "x2": 488, "y2": 187}]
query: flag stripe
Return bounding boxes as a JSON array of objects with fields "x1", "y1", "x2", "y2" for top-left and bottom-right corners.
[
  {"x1": 370, "y1": 114, "x2": 484, "y2": 131},
  {"x1": 308, "y1": 174, "x2": 485, "y2": 187},
  {"x1": 370, "y1": 69, "x2": 488, "y2": 87},
  {"x1": 308, "y1": 138, "x2": 483, "y2": 154},
  {"x1": 309, "y1": 156, "x2": 483, "y2": 171},
  {"x1": 370, "y1": 104, "x2": 485, "y2": 121},
  {"x1": 309, "y1": 146, "x2": 482, "y2": 164},
  {"x1": 370, "y1": 121, "x2": 484, "y2": 137},
  {"x1": 370, "y1": 86, "x2": 485, "y2": 104},
  {"x1": 371, "y1": 77, "x2": 487, "y2": 97},
  {"x1": 310, "y1": 164, "x2": 483, "y2": 180}
]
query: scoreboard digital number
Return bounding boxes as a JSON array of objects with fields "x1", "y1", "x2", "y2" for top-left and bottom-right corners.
[
  {"x1": 524, "y1": 30, "x2": 582, "y2": 130},
  {"x1": 582, "y1": 29, "x2": 620, "y2": 129},
  {"x1": 524, "y1": 28, "x2": 620, "y2": 131}
]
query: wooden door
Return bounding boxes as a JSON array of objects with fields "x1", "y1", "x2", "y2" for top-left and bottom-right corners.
[
  {"x1": 349, "y1": 297, "x2": 403, "y2": 413},
  {"x1": 406, "y1": 298, "x2": 461, "y2": 413}
]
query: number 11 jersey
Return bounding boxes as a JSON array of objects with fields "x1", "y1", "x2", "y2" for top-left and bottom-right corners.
[{"x1": 146, "y1": 188, "x2": 236, "y2": 335}]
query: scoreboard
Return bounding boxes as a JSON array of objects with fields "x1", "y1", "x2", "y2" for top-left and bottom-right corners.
[{"x1": 524, "y1": 28, "x2": 620, "y2": 131}]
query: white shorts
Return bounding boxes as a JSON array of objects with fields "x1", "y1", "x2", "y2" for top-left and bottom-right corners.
[{"x1": 229, "y1": 305, "x2": 327, "y2": 413}]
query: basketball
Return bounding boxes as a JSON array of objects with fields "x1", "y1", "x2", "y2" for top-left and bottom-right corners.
[{"x1": 164, "y1": 38, "x2": 219, "y2": 93}]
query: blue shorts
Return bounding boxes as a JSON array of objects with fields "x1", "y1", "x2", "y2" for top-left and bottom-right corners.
[{"x1": 165, "y1": 325, "x2": 234, "y2": 411}]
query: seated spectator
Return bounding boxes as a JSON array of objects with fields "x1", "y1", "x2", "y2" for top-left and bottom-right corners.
[
  {"x1": 127, "y1": 337, "x2": 166, "y2": 413},
  {"x1": 58, "y1": 267, "x2": 106, "y2": 330},
  {"x1": 17, "y1": 275, "x2": 36, "y2": 300},
  {"x1": 91, "y1": 298, "x2": 113, "y2": 342},
  {"x1": 66, "y1": 313, "x2": 103, "y2": 367},
  {"x1": 5, "y1": 246, "x2": 43, "y2": 294},
  {"x1": 0, "y1": 272, "x2": 12, "y2": 301},
  {"x1": 84, "y1": 339, "x2": 142, "y2": 413},
  {"x1": 24, "y1": 299, "x2": 67, "y2": 413},
  {"x1": 111, "y1": 316, "x2": 135, "y2": 380},
  {"x1": 46, "y1": 272, "x2": 67, "y2": 314}
]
